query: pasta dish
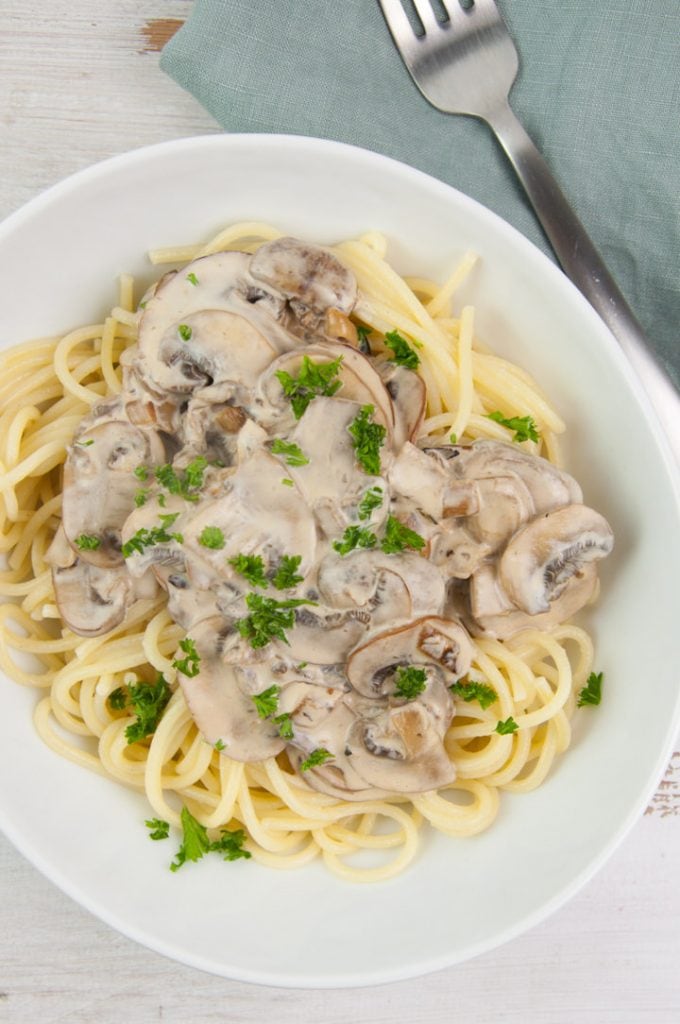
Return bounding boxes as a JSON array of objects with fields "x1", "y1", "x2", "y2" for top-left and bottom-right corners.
[{"x1": 0, "y1": 224, "x2": 613, "y2": 881}]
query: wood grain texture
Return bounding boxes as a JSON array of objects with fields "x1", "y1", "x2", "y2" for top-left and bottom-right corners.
[{"x1": 0, "y1": 2, "x2": 678, "y2": 1021}]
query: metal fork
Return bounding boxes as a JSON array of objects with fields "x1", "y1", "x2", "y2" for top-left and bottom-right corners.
[{"x1": 378, "y1": 0, "x2": 680, "y2": 466}]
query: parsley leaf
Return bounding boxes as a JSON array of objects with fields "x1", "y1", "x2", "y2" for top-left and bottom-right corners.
[
  {"x1": 380, "y1": 516, "x2": 426, "y2": 554},
  {"x1": 449, "y1": 432, "x2": 458, "y2": 444},
  {"x1": 198, "y1": 526, "x2": 225, "y2": 549},
  {"x1": 300, "y1": 748, "x2": 333, "y2": 772},
  {"x1": 275, "y1": 355, "x2": 343, "y2": 419},
  {"x1": 272, "y1": 554, "x2": 304, "y2": 590},
  {"x1": 348, "y1": 404, "x2": 386, "y2": 475},
  {"x1": 274, "y1": 712, "x2": 294, "y2": 740},
  {"x1": 121, "y1": 513, "x2": 183, "y2": 558},
  {"x1": 450, "y1": 680, "x2": 498, "y2": 710},
  {"x1": 186, "y1": 272, "x2": 199, "y2": 286},
  {"x1": 394, "y1": 665, "x2": 428, "y2": 700},
  {"x1": 145, "y1": 818, "x2": 170, "y2": 841},
  {"x1": 252, "y1": 684, "x2": 281, "y2": 719},
  {"x1": 228, "y1": 553, "x2": 268, "y2": 589},
  {"x1": 332, "y1": 525, "x2": 377, "y2": 556},
  {"x1": 155, "y1": 457, "x2": 207, "y2": 502},
  {"x1": 281, "y1": 478, "x2": 294, "y2": 487},
  {"x1": 214, "y1": 739, "x2": 225, "y2": 751},
  {"x1": 495, "y1": 716, "x2": 519, "y2": 735},
  {"x1": 75, "y1": 438, "x2": 94, "y2": 447},
  {"x1": 134, "y1": 465, "x2": 148, "y2": 481},
  {"x1": 75, "y1": 534, "x2": 101, "y2": 551},
  {"x1": 123, "y1": 675, "x2": 172, "y2": 744},
  {"x1": 178, "y1": 323, "x2": 192, "y2": 341},
  {"x1": 169, "y1": 807, "x2": 251, "y2": 871},
  {"x1": 172, "y1": 637, "x2": 201, "y2": 678},
  {"x1": 487, "y1": 411, "x2": 540, "y2": 443},
  {"x1": 236, "y1": 594, "x2": 316, "y2": 649},
  {"x1": 357, "y1": 485, "x2": 384, "y2": 521},
  {"x1": 271, "y1": 439, "x2": 309, "y2": 466},
  {"x1": 134, "y1": 489, "x2": 149, "y2": 508},
  {"x1": 108, "y1": 687, "x2": 128, "y2": 711},
  {"x1": 384, "y1": 329, "x2": 420, "y2": 370},
  {"x1": 577, "y1": 671, "x2": 603, "y2": 707}
]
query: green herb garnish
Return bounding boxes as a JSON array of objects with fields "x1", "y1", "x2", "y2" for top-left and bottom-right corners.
[
  {"x1": 380, "y1": 516, "x2": 425, "y2": 554},
  {"x1": 577, "y1": 671, "x2": 603, "y2": 708},
  {"x1": 134, "y1": 489, "x2": 149, "y2": 507},
  {"x1": 487, "y1": 411, "x2": 540, "y2": 443},
  {"x1": 121, "y1": 512, "x2": 183, "y2": 558},
  {"x1": 332, "y1": 525, "x2": 378, "y2": 556},
  {"x1": 450, "y1": 680, "x2": 498, "y2": 710},
  {"x1": 252, "y1": 684, "x2": 281, "y2": 719},
  {"x1": 170, "y1": 806, "x2": 251, "y2": 871},
  {"x1": 172, "y1": 637, "x2": 201, "y2": 678},
  {"x1": 394, "y1": 665, "x2": 428, "y2": 700},
  {"x1": 270, "y1": 439, "x2": 309, "y2": 466},
  {"x1": 75, "y1": 534, "x2": 101, "y2": 551},
  {"x1": 300, "y1": 748, "x2": 333, "y2": 772},
  {"x1": 198, "y1": 526, "x2": 225, "y2": 549},
  {"x1": 357, "y1": 485, "x2": 384, "y2": 521},
  {"x1": 155, "y1": 456, "x2": 208, "y2": 501},
  {"x1": 235, "y1": 593, "x2": 316, "y2": 649},
  {"x1": 272, "y1": 554, "x2": 304, "y2": 590},
  {"x1": 384, "y1": 329, "x2": 420, "y2": 370},
  {"x1": 75, "y1": 438, "x2": 94, "y2": 447},
  {"x1": 495, "y1": 717, "x2": 519, "y2": 735},
  {"x1": 178, "y1": 323, "x2": 192, "y2": 341},
  {"x1": 449, "y1": 432, "x2": 458, "y2": 444},
  {"x1": 281, "y1": 478, "x2": 294, "y2": 487},
  {"x1": 228, "y1": 553, "x2": 268, "y2": 589},
  {"x1": 214, "y1": 739, "x2": 226, "y2": 751},
  {"x1": 109, "y1": 674, "x2": 172, "y2": 744},
  {"x1": 348, "y1": 404, "x2": 386, "y2": 476},
  {"x1": 146, "y1": 818, "x2": 170, "y2": 841},
  {"x1": 275, "y1": 355, "x2": 343, "y2": 419},
  {"x1": 134, "y1": 465, "x2": 149, "y2": 481},
  {"x1": 186, "y1": 272, "x2": 199, "y2": 286},
  {"x1": 274, "y1": 713, "x2": 294, "y2": 740}
]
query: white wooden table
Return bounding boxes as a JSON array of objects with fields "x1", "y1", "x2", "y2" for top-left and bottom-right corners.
[{"x1": 1, "y1": 5, "x2": 679, "y2": 1022}]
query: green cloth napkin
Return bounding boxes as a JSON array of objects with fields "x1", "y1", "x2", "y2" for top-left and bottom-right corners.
[{"x1": 161, "y1": 0, "x2": 679, "y2": 384}]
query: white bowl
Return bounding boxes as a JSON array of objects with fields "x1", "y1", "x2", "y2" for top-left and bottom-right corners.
[{"x1": 0, "y1": 135, "x2": 678, "y2": 987}]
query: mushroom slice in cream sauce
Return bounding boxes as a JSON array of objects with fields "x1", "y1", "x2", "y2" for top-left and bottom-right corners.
[{"x1": 55, "y1": 236, "x2": 614, "y2": 799}]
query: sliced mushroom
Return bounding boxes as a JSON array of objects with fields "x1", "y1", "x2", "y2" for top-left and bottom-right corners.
[
  {"x1": 317, "y1": 549, "x2": 446, "y2": 624},
  {"x1": 47, "y1": 526, "x2": 136, "y2": 636},
  {"x1": 62, "y1": 420, "x2": 165, "y2": 568},
  {"x1": 468, "y1": 559, "x2": 599, "y2": 640},
  {"x1": 380, "y1": 364, "x2": 426, "y2": 449},
  {"x1": 250, "y1": 237, "x2": 357, "y2": 331},
  {"x1": 175, "y1": 617, "x2": 286, "y2": 759},
  {"x1": 388, "y1": 443, "x2": 480, "y2": 520},
  {"x1": 498, "y1": 504, "x2": 614, "y2": 615},
  {"x1": 283, "y1": 605, "x2": 372, "y2": 664},
  {"x1": 346, "y1": 616, "x2": 473, "y2": 699}
]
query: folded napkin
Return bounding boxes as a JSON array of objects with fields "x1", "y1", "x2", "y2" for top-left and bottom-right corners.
[{"x1": 161, "y1": 0, "x2": 679, "y2": 384}]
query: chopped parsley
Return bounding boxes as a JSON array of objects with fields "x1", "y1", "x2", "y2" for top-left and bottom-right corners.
[
  {"x1": 450, "y1": 432, "x2": 458, "y2": 444},
  {"x1": 487, "y1": 411, "x2": 540, "y2": 443},
  {"x1": 252, "y1": 684, "x2": 281, "y2": 719},
  {"x1": 495, "y1": 716, "x2": 519, "y2": 735},
  {"x1": 394, "y1": 665, "x2": 428, "y2": 700},
  {"x1": 357, "y1": 485, "x2": 384, "y2": 521},
  {"x1": 450, "y1": 679, "x2": 498, "y2": 710},
  {"x1": 577, "y1": 671, "x2": 603, "y2": 708},
  {"x1": 134, "y1": 489, "x2": 149, "y2": 507},
  {"x1": 275, "y1": 355, "x2": 343, "y2": 419},
  {"x1": 300, "y1": 748, "x2": 333, "y2": 772},
  {"x1": 134, "y1": 465, "x2": 149, "y2": 481},
  {"x1": 108, "y1": 674, "x2": 172, "y2": 744},
  {"x1": 170, "y1": 806, "x2": 250, "y2": 871},
  {"x1": 145, "y1": 818, "x2": 170, "y2": 841},
  {"x1": 272, "y1": 554, "x2": 304, "y2": 590},
  {"x1": 332, "y1": 525, "x2": 377, "y2": 556},
  {"x1": 121, "y1": 512, "x2": 183, "y2": 558},
  {"x1": 155, "y1": 456, "x2": 208, "y2": 501},
  {"x1": 384, "y1": 329, "x2": 420, "y2": 370},
  {"x1": 186, "y1": 272, "x2": 199, "y2": 286},
  {"x1": 274, "y1": 713, "x2": 294, "y2": 740},
  {"x1": 281, "y1": 478, "x2": 294, "y2": 487},
  {"x1": 178, "y1": 323, "x2": 192, "y2": 341},
  {"x1": 236, "y1": 593, "x2": 316, "y2": 649},
  {"x1": 356, "y1": 324, "x2": 373, "y2": 352},
  {"x1": 75, "y1": 438, "x2": 94, "y2": 447},
  {"x1": 214, "y1": 739, "x2": 226, "y2": 751},
  {"x1": 380, "y1": 516, "x2": 426, "y2": 554},
  {"x1": 228, "y1": 553, "x2": 268, "y2": 588},
  {"x1": 198, "y1": 525, "x2": 225, "y2": 549},
  {"x1": 270, "y1": 438, "x2": 309, "y2": 466},
  {"x1": 75, "y1": 534, "x2": 101, "y2": 551},
  {"x1": 348, "y1": 404, "x2": 386, "y2": 475},
  {"x1": 172, "y1": 637, "x2": 201, "y2": 678}
]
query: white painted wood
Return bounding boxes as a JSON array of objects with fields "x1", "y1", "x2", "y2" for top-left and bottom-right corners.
[{"x1": 0, "y1": 3, "x2": 678, "y2": 1020}]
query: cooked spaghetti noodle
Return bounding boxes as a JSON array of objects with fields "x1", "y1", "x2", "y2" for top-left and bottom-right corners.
[{"x1": 0, "y1": 225, "x2": 595, "y2": 881}]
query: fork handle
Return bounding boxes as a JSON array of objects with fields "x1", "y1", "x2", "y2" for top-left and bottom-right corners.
[{"x1": 486, "y1": 100, "x2": 680, "y2": 468}]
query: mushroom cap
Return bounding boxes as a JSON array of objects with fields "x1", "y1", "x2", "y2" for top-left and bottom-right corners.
[
  {"x1": 47, "y1": 527, "x2": 134, "y2": 637},
  {"x1": 346, "y1": 616, "x2": 473, "y2": 698},
  {"x1": 499, "y1": 503, "x2": 614, "y2": 615},
  {"x1": 250, "y1": 236, "x2": 357, "y2": 316},
  {"x1": 62, "y1": 420, "x2": 165, "y2": 568},
  {"x1": 317, "y1": 549, "x2": 446, "y2": 623}
]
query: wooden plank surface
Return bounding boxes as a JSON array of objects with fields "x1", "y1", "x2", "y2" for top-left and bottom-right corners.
[{"x1": 0, "y1": 4, "x2": 678, "y2": 1022}]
